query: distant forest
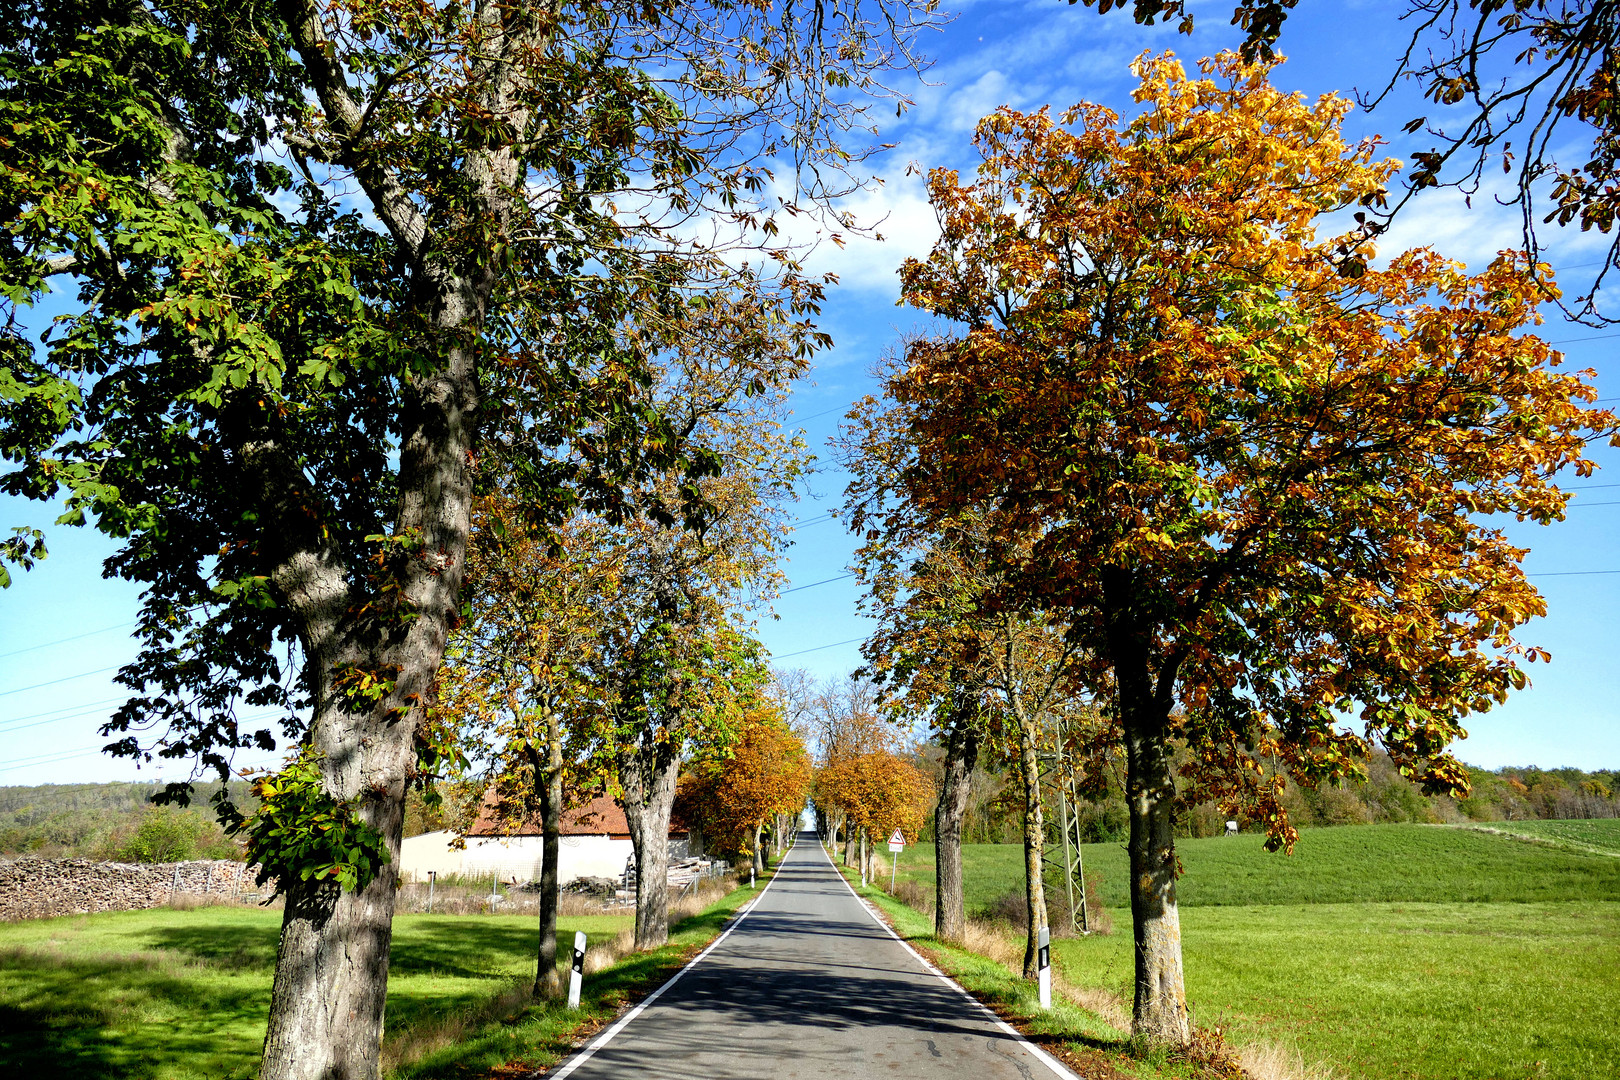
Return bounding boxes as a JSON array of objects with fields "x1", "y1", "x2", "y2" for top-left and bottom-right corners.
[
  {"x1": 908, "y1": 748, "x2": 1620, "y2": 845},
  {"x1": 0, "y1": 781, "x2": 245, "y2": 862},
  {"x1": 4, "y1": 753, "x2": 1616, "y2": 859},
  {"x1": 0, "y1": 779, "x2": 467, "y2": 860}
]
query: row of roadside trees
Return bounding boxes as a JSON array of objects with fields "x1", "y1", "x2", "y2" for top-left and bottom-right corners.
[
  {"x1": 0, "y1": 3, "x2": 938, "y2": 1078},
  {"x1": 838, "y1": 52, "x2": 1616, "y2": 1050}
]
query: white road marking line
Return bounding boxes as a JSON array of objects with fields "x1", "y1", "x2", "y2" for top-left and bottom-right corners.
[
  {"x1": 818, "y1": 838, "x2": 1084, "y2": 1080},
  {"x1": 547, "y1": 842, "x2": 792, "y2": 1080}
]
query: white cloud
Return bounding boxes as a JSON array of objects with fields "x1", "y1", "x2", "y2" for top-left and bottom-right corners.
[{"x1": 798, "y1": 169, "x2": 940, "y2": 294}]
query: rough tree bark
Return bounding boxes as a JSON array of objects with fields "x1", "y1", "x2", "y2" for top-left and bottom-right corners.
[
  {"x1": 534, "y1": 708, "x2": 563, "y2": 997},
  {"x1": 257, "y1": 3, "x2": 546, "y2": 1077},
  {"x1": 934, "y1": 711, "x2": 979, "y2": 944},
  {"x1": 1108, "y1": 571, "x2": 1193, "y2": 1046},
  {"x1": 1014, "y1": 707, "x2": 1049, "y2": 980},
  {"x1": 1123, "y1": 716, "x2": 1190, "y2": 1043},
  {"x1": 619, "y1": 741, "x2": 680, "y2": 949},
  {"x1": 256, "y1": 220, "x2": 481, "y2": 1080}
]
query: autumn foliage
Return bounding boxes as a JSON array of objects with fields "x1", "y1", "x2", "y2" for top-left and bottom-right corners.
[
  {"x1": 819, "y1": 750, "x2": 932, "y2": 845},
  {"x1": 813, "y1": 696, "x2": 933, "y2": 855},
  {"x1": 678, "y1": 705, "x2": 812, "y2": 864},
  {"x1": 889, "y1": 52, "x2": 1613, "y2": 1043}
]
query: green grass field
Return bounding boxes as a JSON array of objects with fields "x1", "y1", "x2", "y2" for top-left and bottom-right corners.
[
  {"x1": 1456, "y1": 817, "x2": 1620, "y2": 857},
  {"x1": 889, "y1": 822, "x2": 1620, "y2": 912},
  {"x1": 0, "y1": 886, "x2": 762, "y2": 1080},
  {"x1": 879, "y1": 823, "x2": 1620, "y2": 1079}
]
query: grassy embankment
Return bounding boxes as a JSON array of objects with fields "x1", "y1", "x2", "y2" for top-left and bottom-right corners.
[
  {"x1": 867, "y1": 820, "x2": 1620, "y2": 1080},
  {"x1": 0, "y1": 873, "x2": 769, "y2": 1080}
]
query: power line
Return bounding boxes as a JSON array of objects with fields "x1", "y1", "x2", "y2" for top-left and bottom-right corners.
[
  {"x1": 0, "y1": 620, "x2": 135, "y2": 660},
  {"x1": 0, "y1": 694, "x2": 126, "y2": 727},
  {"x1": 1529, "y1": 569, "x2": 1620, "y2": 577},
  {"x1": 0, "y1": 665, "x2": 122, "y2": 699},
  {"x1": 0, "y1": 742, "x2": 115, "y2": 769},
  {"x1": 772, "y1": 636, "x2": 865, "y2": 659},
  {"x1": 788, "y1": 403, "x2": 850, "y2": 425},
  {"x1": 783, "y1": 572, "x2": 855, "y2": 594},
  {"x1": 784, "y1": 511, "x2": 839, "y2": 531},
  {"x1": 1545, "y1": 333, "x2": 1620, "y2": 345},
  {"x1": 0, "y1": 699, "x2": 129, "y2": 736}
]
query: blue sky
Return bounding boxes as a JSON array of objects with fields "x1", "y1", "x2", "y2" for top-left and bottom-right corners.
[{"x1": 2, "y1": 0, "x2": 1617, "y2": 785}]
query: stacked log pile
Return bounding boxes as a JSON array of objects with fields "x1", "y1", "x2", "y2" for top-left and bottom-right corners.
[{"x1": 0, "y1": 858, "x2": 253, "y2": 921}]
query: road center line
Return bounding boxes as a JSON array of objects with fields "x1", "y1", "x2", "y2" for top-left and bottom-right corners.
[
  {"x1": 548, "y1": 841, "x2": 792, "y2": 1080},
  {"x1": 818, "y1": 837, "x2": 1082, "y2": 1080}
]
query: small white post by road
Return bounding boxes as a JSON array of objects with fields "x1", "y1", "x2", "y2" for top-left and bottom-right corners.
[
  {"x1": 1037, "y1": 926, "x2": 1051, "y2": 1009},
  {"x1": 750, "y1": 866, "x2": 755, "y2": 888},
  {"x1": 427, "y1": 870, "x2": 436, "y2": 915},
  {"x1": 887, "y1": 828, "x2": 904, "y2": 891},
  {"x1": 567, "y1": 930, "x2": 587, "y2": 1009}
]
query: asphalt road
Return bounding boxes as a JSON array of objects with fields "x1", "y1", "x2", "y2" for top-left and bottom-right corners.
[{"x1": 555, "y1": 830, "x2": 1070, "y2": 1080}]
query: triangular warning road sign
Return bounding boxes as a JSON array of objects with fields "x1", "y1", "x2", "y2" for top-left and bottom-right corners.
[{"x1": 888, "y1": 829, "x2": 905, "y2": 846}]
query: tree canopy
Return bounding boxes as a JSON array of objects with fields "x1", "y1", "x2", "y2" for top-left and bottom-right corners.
[
  {"x1": 0, "y1": 2, "x2": 940, "y2": 1076},
  {"x1": 889, "y1": 50, "x2": 1611, "y2": 1043},
  {"x1": 1076, "y1": 0, "x2": 1620, "y2": 322}
]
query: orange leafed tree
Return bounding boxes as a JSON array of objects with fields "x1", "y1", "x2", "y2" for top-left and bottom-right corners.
[
  {"x1": 679, "y1": 705, "x2": 812, "y2": 871},
  {"x1": 817, "y1": 743, "x2": 932, "y2": 881},
  {"x1": 891, "y1": 52, "x2": 1613, "y2": 1045}
]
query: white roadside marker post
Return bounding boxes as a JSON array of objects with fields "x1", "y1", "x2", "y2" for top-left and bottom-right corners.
[
  {"x1": 567, "y1": 930, "x2": 586, "y2": 1009},
  {"x1": 427, "y1": 870, "x2": 436, "y2": 915},
  {"x1": 1037, "y1": 926, "x2": 1051, "y2": 1009},
  {"x1": 750, "y1": 866, "x2": 755, "y2": 888}
]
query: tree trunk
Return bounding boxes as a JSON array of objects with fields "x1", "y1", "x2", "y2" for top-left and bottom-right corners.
[
  {"x1": 1124, "y1": 716, "x2": 1191, "y2": 1044},
  {"x1": 619, "y1": 743, "x2": 680, "y2": 950},
  {"x1": 258, "y1": 310, "x2": 476, "y2": 1080},
  {"x1": 260, "y1": 727, "x2": 410, "y2": 1080},
  {"x1": 1106, "y1": 566, "x2": 1193, "y2": 1047},
  {"x1": 534, "y1": 708, "x2": 563, "y2": 997},
  {"x1": 844, "y1": 821, "x2": 857, "y2": 867},
  {"x1": 1016, "y1": 715, "x2": 1048, "y2": 980},
  {"x1": 935, "y1": 718, "x2": 978, "y2": 944},
  {"x1": 753, "y1": 822, "x2": 766, "y2": 876}
]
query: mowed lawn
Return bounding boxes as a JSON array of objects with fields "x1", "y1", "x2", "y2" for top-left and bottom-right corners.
[
  {"x1": 0, "y1": 906, "x2": 636, "y2": 1079},
  {"x1": 889, "y1": 823, "x2": 1620, "y2": 1080}
]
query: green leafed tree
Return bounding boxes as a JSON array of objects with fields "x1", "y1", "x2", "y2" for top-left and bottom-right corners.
[{"x1": 0, "y1": 3, "x2": 938, "y2": 1077}]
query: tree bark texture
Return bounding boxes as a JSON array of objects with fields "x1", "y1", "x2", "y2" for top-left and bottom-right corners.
[
  {"x1": 935, "y1": 718, "x2": 978, "y2": 944},
  {"x1": 1124, "y1": 719, "x2": 1190, "y2": 1044},
  {"x1": 257, "y1": 1, "x2": 542, "y2": 1075},
  {"x1": 1106, "y1": 566, "x2": 1193, "y2": 1047},
  {"x1": 1016, "y1": 716, "x2": 1049, "y2": 980},
  {"x1": 258, "y1": 315, "x2": 477, "y2": 1079},
  {"x1": 619, "y1": 744, "x2": 680, "y2": 950},
  {"x1": 753, "y1": 822, "x2": 766, "y2": 876},
  {"x1": 534, "y1": 709, "x2": 563, "y2": 997}
]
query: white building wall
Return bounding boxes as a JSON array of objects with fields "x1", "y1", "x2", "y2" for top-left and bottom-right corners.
[
  {"x1": 460, "y1": 834, "x2": 635, "y2": 884},
  {"x1": 399, "y1": 830, "x2": 464, "y2": 882}
]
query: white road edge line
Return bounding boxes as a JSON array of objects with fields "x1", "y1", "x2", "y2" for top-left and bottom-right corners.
[
  {"x1": 548, "y1": 839, "x2": 793, "y2": 1080},
  {"x1": 818, "y1": 837, "x2": 1083, "y2": 1080}
]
